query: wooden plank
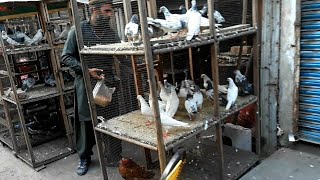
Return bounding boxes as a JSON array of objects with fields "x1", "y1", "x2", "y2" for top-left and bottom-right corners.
[
  {"x1": 188, "y1": 48, "x2": 194, "y2": 81},
  {"x1": 0, "y1": 12, "x2": 38, "y2": 21},
  {"x1": 138, "y1": 0, "x2": 166, "y2": 173},
  {"x1": 96, "y1": 96, "x2": 257, "y2": 151}
]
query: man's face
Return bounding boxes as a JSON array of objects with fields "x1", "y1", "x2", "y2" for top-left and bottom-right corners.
[{"x1": 93, "y1": 4, "x2": 113, "y2": 27}]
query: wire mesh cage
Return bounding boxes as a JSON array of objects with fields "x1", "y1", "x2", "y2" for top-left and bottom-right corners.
[{"x1": 69, "y1": 0, "x2": 260, "y2": 179}]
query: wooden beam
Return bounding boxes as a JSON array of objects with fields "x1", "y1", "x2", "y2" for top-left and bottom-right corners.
[
  {"x1": 147, "y1": 0, "x2": 157, "y2": 18},
  {"x1": 0, "y1": 12, "x2": 38, "y2": 21},
  {"x1": 123, "y1": 0, "x2": 132, "y2": 24},
  {"x1": 138, "y1": 0, "x2": 166, "y2": 173}
]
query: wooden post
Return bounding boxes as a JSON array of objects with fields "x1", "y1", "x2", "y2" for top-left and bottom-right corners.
[
  {"x1": 123, "y1": 0, "x2": 132, "y2": 24},
  {"x1": 208, "y1": 0, "x2": 224, "y2": 179},
  {"x1": 188, "y1": 48, "x2": 194, "y2": 81},
  {"x1": 39, "y1": 1, "x2": 74, "y2": 150},
  {"x1": 170, "y1": 51, "x2": 176, "y2": 84},
  {"x1": 131, "y1": 55, "x2": 144, "y2": 96},
  {"x1": 0, "y1": 79, "x2": 18, "y2": 152},
  {"x1": 237, "y1": 0, "x2": 248, "y2": 70},
  {"x1": 70, "y1": 0, "x2": 108, "y2": 178},
  {"x1": 185, "y1": 0, "x2": 190, "y2": 10},
  {"x1": 138, "y1": 0, "x2": 166, "y2": 173},
  {"x1": 252, "y1": 0, "x2": 261, "y2": 156},
  {"x1": 0, "y1": 29, "x2": 35, "y2": 166},
  {"x1": 147, "y1": 0, "x2": 157, "y2": 18}
]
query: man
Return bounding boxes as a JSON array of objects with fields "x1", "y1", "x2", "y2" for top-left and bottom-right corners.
[{"x1": 61, "y1": 0, "x2": 122, "y2": 176}]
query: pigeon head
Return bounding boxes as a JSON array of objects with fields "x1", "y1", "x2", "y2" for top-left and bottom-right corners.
[
  {"x1": 159, "y1": 6, "x2": 168, "y2": 13},
  {"x1": 201, "y1": 74, "x2": 208, "y2": 79},
  {"x1": 191, "y1": 0, "x2": 197, "y2": 9},
  {"x1": 227, "y1": 77, "x2": 235, "y2": 85},
  {"x1": 233, "y1": 69, "x2": 241, "y2": 75},
  {"x1": 130, "y1": 14, "x2": 139, "y2": 24},
  {"x1": 66, "y1": 22, "x2": 71, "y2": 27},
  {"x1": 214, "y1": 10, "x2": 225, "y2": 23},
  {"x1": 179, "y1": 5, "x2": 186, "y2": 10}
]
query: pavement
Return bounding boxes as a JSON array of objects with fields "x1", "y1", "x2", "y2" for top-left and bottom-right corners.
[
  {"x1": 1, "y1": 140, "x2": 320, "y2": 180},
  {"x1": 240, "y1": 142, "x2": 320, "y2": 180}
]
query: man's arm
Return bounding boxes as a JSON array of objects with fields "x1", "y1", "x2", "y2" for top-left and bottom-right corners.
[{"x1": 61, "y1": 27, "x2": 83, "y2": 75}]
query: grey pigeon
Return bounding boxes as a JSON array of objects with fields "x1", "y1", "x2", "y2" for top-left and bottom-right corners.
[
  {"x1": 25, "y1": 29, "x2": 43, "y2": 46},
  {"x1": 55, "y1": 23, "x2": 71, "y2": 41},
  {"x1": 2, "y1": 31, "x2": 21, "y2": 46},
  {"x1": 125, "y1": 14, "x2": 140, "y2": 46},
  {"x1": 21, "y1": 75, "x2": 36, "y2": 91},
  {"x1": 234, "y1": 69, "x2": 253, "y2": 95}
]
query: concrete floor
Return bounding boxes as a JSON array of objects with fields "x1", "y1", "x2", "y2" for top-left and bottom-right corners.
[
  {"x1": 1, "y1": 141, "x2": 320, "y2": 180},
  {"x1": 240, "y1": 142, "x2": 320, "y2": 180}
]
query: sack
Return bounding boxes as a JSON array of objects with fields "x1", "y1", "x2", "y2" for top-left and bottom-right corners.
[{"x1": 92, "y1": 79, "x2": 116, "y2": 107}]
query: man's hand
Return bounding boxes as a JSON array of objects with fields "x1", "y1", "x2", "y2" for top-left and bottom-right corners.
[{"x1": 89, "y1": 68, "x2": 105, "y2": 80}]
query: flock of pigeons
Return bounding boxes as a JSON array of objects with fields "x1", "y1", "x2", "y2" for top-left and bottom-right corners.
[
  {"x1": 137, "y1": 70, "x2": 252, "y2": 136},
  {"x1": 125, "y1": 0, "x2": 225, "y2": 46},
  {"x1": 1, "y1": 23, "x2": 71, "y2": 47}
]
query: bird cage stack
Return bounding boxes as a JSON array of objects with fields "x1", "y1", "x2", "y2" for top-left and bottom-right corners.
[
  {"x1": 0, "y1": 0, "x2": 76, "y2": 169},
  {"x1": 70, "y1": 0, "x2": 260, "y2": 179}
]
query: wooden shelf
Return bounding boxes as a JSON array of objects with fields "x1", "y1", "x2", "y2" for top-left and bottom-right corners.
[
  {"x1": 79, "y1": 24, "x2": 256, "y2": 56},
  {"x1": 2, "y1": 85, "x2": 60, "y2": 105},
  {"x1": 5, "y1": 44, "x2": 51, "y2": 55},
  {"x1": 95, "y1": 95, "x2": 257, "y2": 151}
]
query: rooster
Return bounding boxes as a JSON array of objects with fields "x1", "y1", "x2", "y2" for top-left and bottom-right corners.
[{"x1": 118, "y1": 158, "x2": 155, "y2": 180}]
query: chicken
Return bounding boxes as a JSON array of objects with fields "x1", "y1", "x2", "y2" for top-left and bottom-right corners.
[{"x1": 118, "y1": 158, "x2": 155, "y2": 180}]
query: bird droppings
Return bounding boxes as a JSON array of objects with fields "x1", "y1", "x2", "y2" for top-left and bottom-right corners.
[{"x1": 310, "y1": 165, "x2": 314, "y2": 168}]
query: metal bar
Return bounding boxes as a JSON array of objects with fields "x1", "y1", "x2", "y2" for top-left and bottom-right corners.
[
  {"x1": 70, "y1": 0, "x2": 108, "y2": 179},
  {"x1": 138, "y1": 0, "x2": 166, "y2": 173},
  {"x1": 188, "y1": 48, "x2": 194, "y2": 80},
  {"x1": 123, "y1": 0, "x2": 132, "y2": 24}
]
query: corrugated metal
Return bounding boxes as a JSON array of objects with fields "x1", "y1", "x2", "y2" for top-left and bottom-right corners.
[{"x1": 299, "y1": 0, "x2": 320, "y2": 144}]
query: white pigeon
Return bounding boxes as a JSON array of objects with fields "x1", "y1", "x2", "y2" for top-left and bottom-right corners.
[
  {"x1": 184, "y1": 90, "x2": 198, "y2": 120},
  {"x1": 226, "y1": 77, "x2": 238, "y2": 110},
  {"x1": 190, "y1": 84, "x2": 204, "y2": 110},
  {"x1": 149, "y1": 95, "x2": 166, "y2": 113},
  {"x1": 186, "y1": 0, "x2": 201, "y2": 41},
  {"x1": 158, "y1": 81, "x2": 170, "y2": 104},
  {"x1": 137, "y1": 95, "x2": 189, "y2": 129},
  {"x1": 125, "y1": 14, "x2": 140, "y2": 46},
  {"x1": 160, "y1": 111, "x2": 190, "y2": 129},
  {"x1": 25, "y1": 29, "x2": 43, "y2": 46},
  {"x1": 55, "y1": 23, "x2": 71, "y2": 41},
  {"x1": 137, "y1": 95, "x2": 153, "y2": 117},
  {"x1": 159, "y1": 6, "x2": 188, "y2": 24},
  {"x1": 147, "y1": 17, "x2": 186, "y2": 36},
  {"x1": 2, "y1": 31, "x2": 21, "y2": 46},
  {"x1": 214, "y1": 10, "x2": 225, "y2": 23},
  {"x1": 165, "y1": 86, "x2": 180, "y2": 118}
]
